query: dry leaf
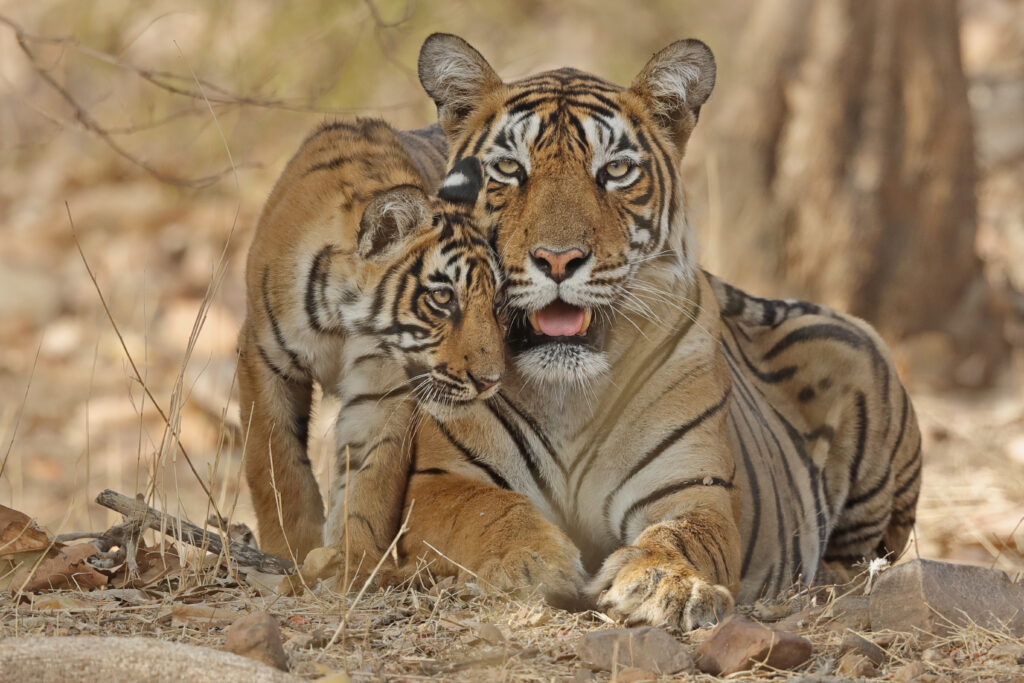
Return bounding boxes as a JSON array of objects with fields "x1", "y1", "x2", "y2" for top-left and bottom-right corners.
[
  {"x1": 0, "y1": 505, "x2": 53, "y2": 554},
  {"x1": 168, "y1": 602, "x2": 237, "y2": 628},
  {"x1": 242, "y1": 568, "x2": 289, "y2": 595},
  {"x1": 30, "y1": 594, "x2": 94, "y2": 610},
  {"x1": 0, "y1": 505, "x2": 63, "y2": 592},
  {"x1": 11, "y1": 542, "x2": 107, "y2": 593}
]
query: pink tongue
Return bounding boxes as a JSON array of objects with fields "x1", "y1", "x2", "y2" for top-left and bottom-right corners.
[{"x1": 536, "y1": 301, "x2": 585, "y2": 336}]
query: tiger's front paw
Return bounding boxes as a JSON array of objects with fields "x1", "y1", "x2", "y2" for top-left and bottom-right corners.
[
  {"x1": 475, "y1": 528, "x2": 587, "y2": 609},
  {"x1": 591, "y1": 546, "x2": 733, "y2": 631}
]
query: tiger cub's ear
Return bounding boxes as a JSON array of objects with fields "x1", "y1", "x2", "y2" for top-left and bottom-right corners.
[
  {"x1": 630, "y1": 39, "x2": 716, "y2": 150},
  {"x1": 438, "y1": 157, "x2": 484, "y2": 207},
  {"x1": 418, "y1": 34, "x2": 502, "y2": 139},
  {"x1": 357, "y1": 185, "x2": 431, "y2": 260}
]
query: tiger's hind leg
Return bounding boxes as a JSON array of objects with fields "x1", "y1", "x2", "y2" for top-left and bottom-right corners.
[
  {"x1": 238, "y1": 323, "x2": 325, "y2": 562},
  {"x1": 819, "y1": 383, "x2": 923, "y2": 584}
]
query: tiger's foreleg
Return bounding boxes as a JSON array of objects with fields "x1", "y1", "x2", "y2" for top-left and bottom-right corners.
[
  {"x1": 238, "y1": 324, "x2": 324, "y2": 562},
  {"x1": 592, "y1": 483, "x2": 742, "y2": 630},
  {"x1": 399, "y1": 466, "x2": 586, "y2": 609}
]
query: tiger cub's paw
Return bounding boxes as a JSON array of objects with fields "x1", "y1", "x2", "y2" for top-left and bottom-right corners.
[
  {"x1": 591, "y1": 545, "x2": 733, "y2": 631},
  {"x1": 475, "y1": 528, "x2": 587, "y2": 610}
]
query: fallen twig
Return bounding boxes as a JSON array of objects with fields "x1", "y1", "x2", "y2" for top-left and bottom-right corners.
[{"x1": 94, "y1": 489, "x2": 294, "y2": 575}]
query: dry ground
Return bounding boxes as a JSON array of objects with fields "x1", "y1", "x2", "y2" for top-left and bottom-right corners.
[{"x1": 1, "y1": 0, "x2": 1023, "y2": 680}]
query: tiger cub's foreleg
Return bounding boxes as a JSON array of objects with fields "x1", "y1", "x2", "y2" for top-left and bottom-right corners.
[
  {"x1": 325, "y1": 352, "x2": 418, "y2": 585},
  {"x1": 398, "y1": 448, "x2": 586, "y2": 608},
  {"x1": 237, "y1": 324, "x2": 324, "y2": 562}
]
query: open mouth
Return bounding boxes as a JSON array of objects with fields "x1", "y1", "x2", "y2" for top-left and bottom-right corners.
[
  {"x1": 528, "y1": 300, "x2": 593, "y2": 337},
  {"x1": 510, "y1": 299, "x2": 604, "y2": 351}
]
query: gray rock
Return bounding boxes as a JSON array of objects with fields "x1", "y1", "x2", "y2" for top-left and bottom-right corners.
[
  {"x1": 869, "y1": 559, "x2": 1024, "y2": 637},
  {"x1": 695, "y1": 614, "x2": 813, "y2": 675},
  {"x1": 224, "y1": 612, "x2": 289, "y2": 671},
  {"x1": 576, "y1": 627, "x2": 694, "y2": 674}
]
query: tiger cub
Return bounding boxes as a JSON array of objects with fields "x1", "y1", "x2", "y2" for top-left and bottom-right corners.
[{"x1": 237, "y1": 118, "x2": 505, "y2": 569}]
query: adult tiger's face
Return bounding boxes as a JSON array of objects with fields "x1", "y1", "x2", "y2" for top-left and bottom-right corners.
[
  {"x1": 351, "y1": 158, "x2": 505, "y2": 411},
  {"x1": 418, "y1": 35, "x2": 716, "y2": 385}
]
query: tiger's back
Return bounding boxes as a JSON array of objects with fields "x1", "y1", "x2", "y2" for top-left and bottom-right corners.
[{"x1": 712, "y1": 275, "x2": 921, "y2": 601}]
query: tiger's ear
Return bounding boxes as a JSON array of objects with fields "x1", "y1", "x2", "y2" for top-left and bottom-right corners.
[
  {"x1": 630, "y1": 39, "x2": 716, "y2": 149},
  {"x1": 357, "y1": 185, "x2": 431, "y2": 260},
  {"x1": 418, "y1": 34, "x2": 502, "y2": 139},
  {"x1": 438, "y1": 157, "x2": 485, "y2": 207}
]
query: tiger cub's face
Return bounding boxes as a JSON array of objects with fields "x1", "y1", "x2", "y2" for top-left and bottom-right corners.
[
  {"x1": 418, "y1": 35, "x2": 716, "y2": 386},
  {"x1": 348, "y1": 158, "x2": 506, "y2": 412}
]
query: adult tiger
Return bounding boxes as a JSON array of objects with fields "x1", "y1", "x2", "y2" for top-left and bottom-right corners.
[
  {"x1": 352, "y1": 34, "x2": 923, "y2": 629},
  {"x1": 237, "y1": 117, "x2": 506, "y2": 569}
]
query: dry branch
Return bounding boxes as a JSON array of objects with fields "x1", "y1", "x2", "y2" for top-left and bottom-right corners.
[{"x1": 95, "y1": 489, "x2": 294, "y2": 575}]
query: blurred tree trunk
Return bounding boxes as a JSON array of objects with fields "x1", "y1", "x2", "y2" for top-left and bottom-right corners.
[{"x1": 708, "y1": 0, "x2": 1006, "y2": 384}]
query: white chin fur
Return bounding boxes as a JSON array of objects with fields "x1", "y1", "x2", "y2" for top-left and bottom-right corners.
[{"x1": 515, "y1": 344, "x2": 609, "y2": 387}]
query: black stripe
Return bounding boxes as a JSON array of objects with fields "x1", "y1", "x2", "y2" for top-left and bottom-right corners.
[
  {"x1": 432, "y1": 418, "x2": 511, "y2": 490},
  {"x1": 618, "y1": 477, "x2": 733, "y2": 542},
  {"x1": 413, "y1": 467, "x2": 448, "y2": 476},
  {"x1": 486, "y1": 401, "x2": 564, "y2": 522},
  {"x1": 261, "y1": 269, "x2": 307, "y2": 375},
  {"x1": 847, "y1": 392, "x2": 869, "y2": 493},
  {"x1": 604, "y1": 390, "x2": 730, "y2": 521},
  {"x1": 764, "y1": 324, "x2": 869, "y2": 361},
  {"x1": 496, "y1": 392, "x2": 563, "y2": 475},
  {"x1": 341, "y1": 389, "x2": 409, "y2": 410},
  {"x1": 891, "y1": 446, "x2": 922, "y2": 499},
  {"x1": 256, "y1": 344, "x2": 296, "y2": 383},
  {"x1": 305, "y1": 155, "x2": 351, "y2": 175},
  {"x1": 304, "y1": 245, "x2": 334, "y2": 333}
]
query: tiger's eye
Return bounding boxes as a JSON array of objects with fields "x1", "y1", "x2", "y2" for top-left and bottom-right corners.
[
  {"x1": 431, "y1": 289, "x2": 452, "y2": 305},
  {"x1": 605, "y1": 160, "x2": 631, "y2": 179},
  {"x1": 496, "y1": 158, "x2": 521, "y2": 176}
]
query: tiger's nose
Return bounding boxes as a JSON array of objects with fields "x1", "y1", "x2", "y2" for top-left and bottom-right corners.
[
  {"x1": 466, "y1": 370, "x2": 500, "y2": 394},
  {"x1": 531, "y1": 247, "x2": 590, "y2": 283}
]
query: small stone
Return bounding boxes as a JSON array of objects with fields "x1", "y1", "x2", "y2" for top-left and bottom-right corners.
[
  {"x1": 577, "y1": 627, "x2": 694, "y2": 674},
  {"x1": 836, "y1": 652, "x2": 877, "y2": 678},
  {"x1": 616, "y1": 667, "x2": 657, "y2": 682},
  {"x1": 840, "y1": 632, "x2": 886, "y2": 666},
  {"x1": 224, "y1": 612, "x2": 288, "y2": 671},
  {"x1": 891, "y1": 661, "x2": 928, "y2": 682},
  {"x1": 695, "y1": 614, "x2": 813, "y2": 675},
  {"x1": 869, "y1": 559, "x2": 1024, "y2": 637}
]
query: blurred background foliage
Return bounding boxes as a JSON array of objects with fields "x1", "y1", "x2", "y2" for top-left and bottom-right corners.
[{"x1": 0, "y1": 0, "x2": 1021, "y2": 573}]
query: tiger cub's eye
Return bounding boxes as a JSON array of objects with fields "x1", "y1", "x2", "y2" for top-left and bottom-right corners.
[
  {"x1": 604, "y1": 160, "x2": 631, "y2": 179},
  {"x1": 430, "y1": 289, "x2": 453, "y2": 305},
  {"x1": 496, "y1": 158, "x2": 521, "y2": 176}
]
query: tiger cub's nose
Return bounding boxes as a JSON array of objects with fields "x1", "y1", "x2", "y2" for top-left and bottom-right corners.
[
  {"x1": 466, "y1": 370, "x2": 499, "y2": 394},
  {"x1": 531, "y1": 247, "x2": 590, "y2": 284}
]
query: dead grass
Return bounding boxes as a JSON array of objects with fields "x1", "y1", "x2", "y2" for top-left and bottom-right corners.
[{"x1": 2, "y1": 558, "x2": 1024, "y2": 681}]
